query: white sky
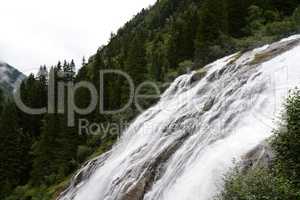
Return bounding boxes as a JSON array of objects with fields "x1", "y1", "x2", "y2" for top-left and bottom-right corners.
[{"x1": 0, "y1": 0, "x2": 156, "y2": 75}]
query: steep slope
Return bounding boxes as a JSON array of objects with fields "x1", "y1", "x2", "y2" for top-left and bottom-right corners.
[
  {"x1": 78, "y1": 0, "x2": 299, "y2": 125},
  {"x1": 58, "y1": 35, "x2": 300, "y2": 200},
  {"x1": 0, "y1": 61, "x2": 25, "y2": 94}
]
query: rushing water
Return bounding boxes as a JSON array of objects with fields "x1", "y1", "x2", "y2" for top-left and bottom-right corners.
[{"x1": 58, "y1": 35, "x2": 300, "y2": 200}]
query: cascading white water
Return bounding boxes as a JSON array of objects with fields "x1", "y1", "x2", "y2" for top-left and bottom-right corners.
[{"x1": 58, "y1": 35, "x2": 300, "y2": 200}]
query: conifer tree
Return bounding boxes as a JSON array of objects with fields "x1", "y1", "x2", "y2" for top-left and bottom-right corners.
[
  {"x1": 31, "y1": 114, "x2": 61, "y2": 185},
  {"x1": 18, "y1": 74, "x2": 45, "y2": 139},
  {"x1": 57, "y1": 65, "x2": 78, "y2": 178},
  {"x1": 195, "y1": 0, "x2": 228, "y2": 65},
  {"x1": 226, "y1": 0, "x2": 251, "y2": 37},
  {"x1": 0, "y1": 88, "x2": 3, "y2": 114},
  {"x1": 167, "y1": 5, "x2": 198, "y2": 68},
  {"x1": 125, "y1": 30, "x2": 147, "y2": 85},
  {"x1": 92, "y1": 51, "x2": 107, "y2": 122},
  {"x1": 272, "y1": 0, "x2": 300, "y2": 16},
  {"x1": 0, "y1": 103, "x2": 31, "y2": 196}
]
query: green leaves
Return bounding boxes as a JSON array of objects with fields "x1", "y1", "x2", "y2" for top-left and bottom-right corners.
[{"x1": 272, "y1": 89, "x2": 300, "y2": 187}]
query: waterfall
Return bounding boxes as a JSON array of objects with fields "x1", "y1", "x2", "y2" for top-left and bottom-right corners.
[{"x1": 58, "y1": 35, "x2": 300, "y2": 200}]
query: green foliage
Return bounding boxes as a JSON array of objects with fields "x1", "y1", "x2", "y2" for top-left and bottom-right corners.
[
  {"x1": 31, "y1": 62, "x2": 79, "y2": 186},
  {"x1": 0, "y1": 103, "x2": 32, "y2": 198},
  {"x1": 5, "y1": 180, "x2": 69, "y2": 200},
  {"x1": 272, "y1": 0, "x2": 300, "y2": 16},
  {"x1": 77, "y1": 145, "x2": 93, "y2": 163},
  {"x1": 216, "y1": 167, "x2": 299, "y2": 200},
  {"x1": 0, "y1": 88, "x2": 4, "y2": 114},
  {"x1": 246, "y1": 5, "x2": 265, "y2": 34},
  {"x1": 263, "y1": 19, "x2": 296, "y2": 37},
  {"x1": 293, "y1": 6, "x2": 300, "y2": 28},
  {"x1": 167, "y1": 4, "x2": 199, "y2": 68},
  {"x1": 125, "y1": 30, "x2": 148, "y2": 85},
  {"x1": 31, "y1": 114, "x2": 61, "y2": 185},
  {"x1": 18, "y1": 73, "x2": 47, "y2": 139},
  {"x1": 195, "y1": 0, "x2": 228, "y2": 65},
  {"x1": 5, "y1": 185, "x2": 49, "y2": 200},
  {"x1": 146, "y1": 37, "x2": 169, "y2": 81},
  {"x1": 264, "y1": 10, "x2": 280, "y2": 23},
  {"x1": 226, "y1": 0, "x2": 251, "y2": 37},
  {"x1": 272, "y1": 89, "x2": 300, "y2": 187},
  {"x1": 178, "y1": 60, "x2": 193, "y2": 71}
]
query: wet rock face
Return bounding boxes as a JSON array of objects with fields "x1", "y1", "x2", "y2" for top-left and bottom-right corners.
[
  {"x1": 249, "y1": 38, "x2": 300, "y2": 66},
  {"x1": 241, "y1": 141, "x2": 274, "y2": 172},
  {"x1": 121, "y1": 131, "x2": 192, "y2": 200},
  {"x1": 203, "y1": 97, "x2": 215, "y2": 112},
  {"x1": 191, "y1": 69, "x2": 207, "y2": 84},
  {"x1": 57, "y1": 152, "x2": 112, "y2": 200},
  {"x1": 122, "y1": 178, "x2": 146, "y2": 200}
]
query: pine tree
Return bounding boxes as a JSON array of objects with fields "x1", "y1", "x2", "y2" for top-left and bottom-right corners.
[
  {"x1": 226, "y1": 0, "x2": 251, "y2": 37},
  {"x1": 0, "y1": 103, "x2": 31, "y2": 196},
  {"x1": 82, "y1": 56, "x2": 87, "y2": 67},
  {"x1": 195, "y1": 0, "x2": 228, "y2": 65},
  {"x1": 57, "y1": 60, "x2": 78, "y2": 178},
  {"x1": 57, "y1": 61, "x2": 62, "y2": 71},
  {"x1": 272, "y1": 0, "x2": 300, "y2": 16},
  {"x1": 92, "y1": 51, "x2": 107, "y2": 122},
  {"x1": 31, "y1": 114, "x2": 61, "y2": 185},
  {"x1": 70, "y1": 59, "x2": 76, "y2": 73},
  {"x1": 0, "y1": 88, "x2": 4, "y2": 114},
  {"x1": 167, "y1": 5, "x2": 199, "y2": 68},
  {"x1": 125, "y1": 30, "x2": 147, "y2": 85},
  {"x1": 148, "y1": 37, "x2": 168, "y2": 81},
  {"x1": 245, "y1": 5, "x2": 265, "y2": 35},
  {"x1": 32, "y1": 62, "x2": 79, "y2": 184},
  {"x1": 18, "y1": 74, "x2": 46, "y2": 139}
]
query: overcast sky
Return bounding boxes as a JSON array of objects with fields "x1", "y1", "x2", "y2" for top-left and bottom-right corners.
[{"x1": 0, "y1": 0, "x2": 156, "y2": 75}]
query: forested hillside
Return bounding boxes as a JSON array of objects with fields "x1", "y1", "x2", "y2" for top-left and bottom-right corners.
[{"x1": 1, "y1": 0, "x2": 300, "y2": 199}]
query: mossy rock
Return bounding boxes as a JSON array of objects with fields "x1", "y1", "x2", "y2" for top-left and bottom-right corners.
[
  {"x1": 191, "y1": 69, "x2": 207, "y2": 83},
  {"x1": 227, "y1": 52, "x2": 242, "y2": 65},
  {"x1": 249, "y1": 39, "x2": 300, "y2": 65}
]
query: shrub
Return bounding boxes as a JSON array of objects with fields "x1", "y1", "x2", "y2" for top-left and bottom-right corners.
[
  {"x1": 77, "y1": 145, "x2": 93, "y2": 163},
  {"x1": 216, "y1": 167, "x2": 299, "y2": 200},
  {"x1": 264, "y1": 10, "x2": 280, "y2": 23},
  {"x1": 293, "y1": 6, "x2": 300, "y2": 28},
  {"x1": 178, "y1": 60, "x2": 193, "y2": 74},
  {"x1": 263, "y1": 20, "x2": 296, "y2": 37},
  {"x1": 86, "y1": 135, "x2": 102, "y2": 149},
  {"x1": 272, "y1": 89, "x2": 300, "y2": 187}
]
